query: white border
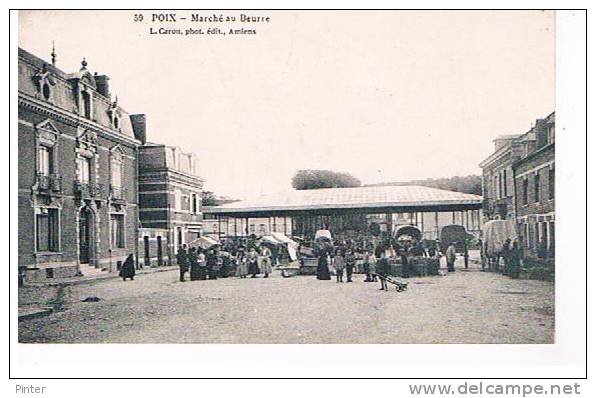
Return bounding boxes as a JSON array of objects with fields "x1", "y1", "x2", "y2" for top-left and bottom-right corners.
[{"x1": 6, "y1": 6, "x2": 588, "y2": 382}]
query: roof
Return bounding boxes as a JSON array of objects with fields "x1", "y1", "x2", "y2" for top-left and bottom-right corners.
[
  {"x1": 494, "y1": 134, "x2": 521, "y2": 141},
  {"x1": 204, "y1": 185, "x2": 482, "y2": 216}
]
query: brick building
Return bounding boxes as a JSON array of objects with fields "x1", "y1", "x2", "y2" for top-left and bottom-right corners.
[
  {"x1": 479, "y1": 111, "x2": 555, "y2": 259},
  {"x1": 138, "y1": 144, "x2": 203, "y2": 266},
  {"x1": 18, "y1": 48, "x2": 143, "y2": 281},
  {"x1": 513, "y1": 112, "x2": 555, "y2": 258}
]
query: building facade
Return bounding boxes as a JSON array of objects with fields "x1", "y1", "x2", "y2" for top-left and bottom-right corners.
[
  {"x1": 513, "y1": 112, "x2": 555, "y2": 259},
  {"x1": 479, "y1": 135, "x2": 525, "y2": 220},
  {"x1": 138, "y1": 144, "x2": 203, "y2": 266},
  {"x1": 479, "y1": 111, "x2": 555, "y2": 259},
  {"x1": 18, "y1": 48, "x2": 143, "y2": 281}
]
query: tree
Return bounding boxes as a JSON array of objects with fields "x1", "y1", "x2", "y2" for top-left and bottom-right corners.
[
  {"x1": 291, "y1": 169, "x2": 362, "y2": 190},
  {"x1": 366, "y1": 175, "x2": 482, "y2": 196},
  {"x1": 202, "y1": 191, "x2": 219, "y2": 206}
]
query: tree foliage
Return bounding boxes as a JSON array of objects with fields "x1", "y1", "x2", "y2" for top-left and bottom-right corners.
[
  {"x1": 292, "y1": 169, "x2": 362, "y2": 190},
  {"x1": 367, "y1": 175, "x2": 482, "y2": 196},
  {"x1": 201, "y1": 191, "x2": 219, "y2": 206}
]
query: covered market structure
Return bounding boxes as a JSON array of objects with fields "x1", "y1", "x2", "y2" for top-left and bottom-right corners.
[{"x1": 203, "y1": 185, "x2": 483, "y2": 241}]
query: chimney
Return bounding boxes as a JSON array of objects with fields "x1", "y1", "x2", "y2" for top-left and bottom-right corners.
[
  {"x1": 95, "y1": 74, "x2": 110, "y2": 98},
  {"x1": 130, "y1": 114, "x2": 147, "y2": 144}
]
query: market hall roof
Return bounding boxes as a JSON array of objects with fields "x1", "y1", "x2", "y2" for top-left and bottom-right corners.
[{"x1": 204, "y1": 185, "x2": 483, "y2": 217}]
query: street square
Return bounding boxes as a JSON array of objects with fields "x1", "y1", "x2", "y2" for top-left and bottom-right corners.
[{"x1": 19, "y1": 259, "x2": 554, "y2": 344}]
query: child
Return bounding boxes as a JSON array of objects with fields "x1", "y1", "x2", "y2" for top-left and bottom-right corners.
[{"x1": 333, "y1": 250, "x2": 346, "y2": 283}]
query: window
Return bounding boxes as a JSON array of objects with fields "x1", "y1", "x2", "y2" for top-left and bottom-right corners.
[
  {"x1": 77, "y1": 156, "x2": 91, "y2": 183},
  {"x1": 192, "y1": 193, "x2": 198, "y2": 214},
  {"x1": 181, "y1": 195, "x2": 190, "y2": 212},
  {"x1": 522, "y1": 178, "x2": 529, "y2": 205},
  {"x1": 548, "y1": 167, "x2": 555, "y2": 199},
  {"x1": 174, "y1": 189, "x2": 181, "y2": 211},
  {"x1": 547, "y1": 125, "x2": 555, "y2": 145},
  {"x1": 111, "y1": 160, "x2": 122, "y2": 188},
  {"x1": 503, "y1": 169, "x2": 508, "y2": 197},
  {"x1": 113, "y1": 116, "x2": 119, "y2": 129},
  {"x1": 110, "y1": 214, "x2": 125, "y2": 248},
  {"x1": 36, "y1": 208, "x2": 59, "y2": 252},
  {"x1": 534, "y1": 173, "x2": 540, "y2": 203},
  {"x1": 38, "y1": 146, "x2": 53, "y2": 175},
  {"x1": 82, "y1": 90, "x2": 92, "y2": 119}
]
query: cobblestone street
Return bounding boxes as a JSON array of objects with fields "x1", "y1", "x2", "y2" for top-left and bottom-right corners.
[{"x1": 18, "y1": 259, "x2": 554, "y2": 344}]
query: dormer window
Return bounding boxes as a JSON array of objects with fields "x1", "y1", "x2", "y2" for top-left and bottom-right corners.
[
  {"x1": 42, "y1": 83, "x2": 51, "y2": 100},
  {"x1": 81, "y1": 90, "x2": 91, "y2": 119},
  {"x1": 32, "y1": 64, "x2": 56, "y2": 102}
]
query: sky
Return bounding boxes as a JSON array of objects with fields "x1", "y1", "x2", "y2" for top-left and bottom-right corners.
[{"x1": 18, "y1": 10, "x2": 555, "y2": 200}]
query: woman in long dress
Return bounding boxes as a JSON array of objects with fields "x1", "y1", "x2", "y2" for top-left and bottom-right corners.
[
  {"x1": 119, "y1": 254, "x2": 136, "y2": 281},
  {"x1": 247, "y1": 247, "x2": 259, "y2": 278},
  {"x1": 236, "y1": 248, "x2": 248, "y2": 278},
  {"x1": 189, "y1": 247, "x2": 200, "y2": 281},
  {"x1": 316, "y1": 252, "x2": 331, "y2": 280}
]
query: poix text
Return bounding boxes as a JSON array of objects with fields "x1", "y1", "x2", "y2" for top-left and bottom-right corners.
[{"x1": 148, "y1": 13, "x2": 271, "y2": 23}]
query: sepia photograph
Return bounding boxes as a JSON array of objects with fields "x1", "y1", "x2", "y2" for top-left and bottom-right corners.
[
  {"x1": 8, "y1": 6, "x2": 588, "y2": 385},
  {"x1": 16, "y1": 9, "x2": 558, "y2": 345}
]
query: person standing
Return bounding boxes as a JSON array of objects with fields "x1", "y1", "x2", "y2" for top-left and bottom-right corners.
[
  {"x1": 188, "y1": 247, "x2": 199, "y2": 281},
  {"x1": 236, "y1": 248, "x2": 248, "y2": 278},
  {"x1": 247, "y1": 247, "x2": 259, "y2": 278},
  {"x1": 120, "y1": 254, "x2": 136, "y2": 281},
  {"x1": 176, "y1": 245, "x2": 188, "y2": 282},
  {"x1": 219, "y1": 251, "x2": 231, "y2": 278},
  {"x1": 197, "y1": 248, "x2": 207, "y2": 280},
  {"x1": 377, "y1": 252, "x2": 391, "y2": 291},
  {"x1": 316, "y1": 251, "x2": 331, "y2": 280},
  {"x1": 507, "y1": 241, "x2": 522, "y2": 278},
  {"x1": 259, "y1": 245, "x2": 273, "y2": 278},
  {"x1": 501, "y1": 238, "x2": 512, "y2": 274},
  {"x1": 369, "y1": 252, "x2": 377, "y2": 282},
  {"x1": 206, "y1": 249, "x2": 218, "y2": 280},
  {"x1": 363, "y1": 250, "x2": 372, "y2": 282},
  {"x1": 333, "y1": 249, "x2": 346, "y2": 283},
  {"x1": 345, "y1": 249, "x2": 356, "y2": 283},
  {"x1": 446, "y1": 242, "x2": 457, "y2": 272}
]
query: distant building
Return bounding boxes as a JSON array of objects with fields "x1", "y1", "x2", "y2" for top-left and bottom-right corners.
[
  {"x1": 18, "y1": 47, "x2": 143, "y2": 281},
  {"x1": 479, "y1": 134, "x2": 524, "y2": 220},
  {"x1": 479, "y1": 111, "x2": 555, "y2": 259},
  {"x1": 203, "y1": 185, "x2": 482, "y2": 240},
  {"x1": 138, "y1": 144, "x2": 203, "y2": 266}
]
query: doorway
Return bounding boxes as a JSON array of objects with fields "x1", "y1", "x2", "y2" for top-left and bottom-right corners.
[{"x1": 79, "y1": 206, "x2": 93, "y2": 265}]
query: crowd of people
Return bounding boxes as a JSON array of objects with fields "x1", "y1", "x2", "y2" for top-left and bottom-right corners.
[
  {"x1": 175, "y1": 243, "x2": 274, "y2": 282},
  {"x1": 119, "y1": 231, "x2": 476, "y2": 290},
  {"x1": 313, "y1": 237, "x2": 453, "y2": 291}
]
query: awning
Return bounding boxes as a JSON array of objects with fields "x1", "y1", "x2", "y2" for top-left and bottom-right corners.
[{"x1": 188, "y1": 236, "x2": 220, "y2": 250}]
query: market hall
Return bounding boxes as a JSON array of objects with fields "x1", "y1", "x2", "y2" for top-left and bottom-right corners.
[{"x1": 203, "y1": 185, "x2": 483, "y2": 240}]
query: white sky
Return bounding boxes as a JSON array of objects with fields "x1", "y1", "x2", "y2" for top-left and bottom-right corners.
[{"x1": 18, "y1": 10, "x2": 554, "y2": 199}]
